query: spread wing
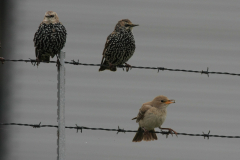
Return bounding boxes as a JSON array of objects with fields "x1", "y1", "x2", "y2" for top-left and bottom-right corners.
[{"x1": 132, "y1": 104, "x2": 152, "y2": 122}]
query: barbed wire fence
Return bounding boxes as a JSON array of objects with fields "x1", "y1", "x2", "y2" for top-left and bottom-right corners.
[
  {"x1": 0, "y1": 57, "x2": 240, "y2": 77},
  {"x1": 1, "y1": 122, "x2": 240, "y2": 139},
  {"x1": 1, "y1": 54, "x2": 240, "y2": 160}
]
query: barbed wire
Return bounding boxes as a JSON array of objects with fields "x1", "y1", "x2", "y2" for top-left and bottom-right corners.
[
  {"x1": 0, "y1": 58, "x2": 239, "y2": 77},
  {"x1": 1, "y1": 122, "x2": 240, "y2": 139}
]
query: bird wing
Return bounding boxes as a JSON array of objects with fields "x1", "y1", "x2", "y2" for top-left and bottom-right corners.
[
  {"x1": 100, "y1": 31, "x2": 119, "y2": 63},
  {"x1": 100, "y1": 37, "x2": 109, "y2": 65},
  {"x1": 132, "y1": 104, "x2": 152, "y2": 122}
]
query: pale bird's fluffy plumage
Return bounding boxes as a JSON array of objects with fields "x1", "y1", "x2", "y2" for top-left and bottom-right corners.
[{"x1": 132, "y1": 95, "x2": 177, "y2": 142}]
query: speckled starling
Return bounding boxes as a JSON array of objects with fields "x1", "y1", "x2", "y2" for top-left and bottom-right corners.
[
  {"x1": 99, "y1": 19, "x2": 138, "y2": 72},
  {"x1": 33, "y1": 11, "x2": 67, "y2": 65}
]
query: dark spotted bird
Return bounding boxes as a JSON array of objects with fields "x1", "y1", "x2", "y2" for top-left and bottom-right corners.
[
  {"x1": 132, "y1": 95, "x2": 177, "y2": 142},
  {"x1": 33, "y1": 11, "x2": 67, "y2": 66},
  {"x1": 99, "y1": 19, "x2": 138, "y2": 72}
]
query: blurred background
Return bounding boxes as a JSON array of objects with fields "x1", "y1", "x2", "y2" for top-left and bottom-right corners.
[{"x1": 0, "y1": 0, "x2": 240, "y2": 160}]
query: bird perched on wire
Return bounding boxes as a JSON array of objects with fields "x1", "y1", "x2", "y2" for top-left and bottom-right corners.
[
  {"x1": 132, "y1": 95, "x2": 177, "y2": 142},
  {"x1": 99, "y1": 19, "x2": 138, "y2": 72},
  {"x1": 33, "y1": 11, "x2": 67, "y2": 66}
]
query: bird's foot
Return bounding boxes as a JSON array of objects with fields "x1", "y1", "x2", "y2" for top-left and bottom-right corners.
[
  {"x1": 160, "y1": 127, "x2": 178, "y2": 138},
  {"x1": 0, "y1": 57, "x2": 5, "y2": 64},
  {"x1": 141, "y1": 127, "x2": 149, "y2": 134},
  {"x1": 124, "y1": 63, "x2": 132, "y2": 72}
]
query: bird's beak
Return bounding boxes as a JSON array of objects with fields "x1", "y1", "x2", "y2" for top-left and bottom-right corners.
[
  {"x1": 164, "y1": 99, "x2": 175, "y2": 104},
  {"x1": 131, "y1": 24, "x2": 139, "y2": 27}
]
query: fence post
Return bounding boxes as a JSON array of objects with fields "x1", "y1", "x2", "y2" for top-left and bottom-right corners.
[{"x1": 57, "y1": 51, "x2": 66, "y2": 160}]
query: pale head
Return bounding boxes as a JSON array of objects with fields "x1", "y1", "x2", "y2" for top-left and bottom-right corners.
[
  {"x1": 42, "y1": 11, "x2": 59, "y2": 24},
  {"x1": 114, "y1": 19, "x2": 139, "y2": 32},
  {"x1": 151, "y1": 95, "x2": 175, "y2": 109}
]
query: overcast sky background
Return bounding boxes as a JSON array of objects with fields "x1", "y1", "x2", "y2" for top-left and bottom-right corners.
[{"x1": 1, "y1": 0, "x2": 240, "y2": 159}]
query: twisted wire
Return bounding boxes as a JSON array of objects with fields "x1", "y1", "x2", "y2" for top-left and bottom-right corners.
[
  {"x1": 0, "y1": 58, "x2": 239, "y2": 77},
  {"x1": 1, "y1": 123, "x2": 239, "y2": 139}
]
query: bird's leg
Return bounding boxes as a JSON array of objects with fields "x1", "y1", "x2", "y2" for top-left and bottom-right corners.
[
  {"x1": 35, "y1": 58, "x2": 40, "y2": 66},
  {"x1": 35, "y1": 50, "x2": 41, "y2": 66},
  {"x1": 124, "y1": 63, "x2": 132, "y2": 72},
  {"x1": 159, "y1": 127, "x2": 178, "y2": 137},
  {"x1": 141, "y1": 127, "x2": 149, "y2": 134},
  {"x1": 0, "y1": 57, "x2": 5, "y2": 64},
  {"x1": 56, "y1": 54, "x2": 61, "y2": 69}
]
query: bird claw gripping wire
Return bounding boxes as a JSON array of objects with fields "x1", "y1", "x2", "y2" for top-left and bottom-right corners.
[
  {"x1": 160, "y1": 130, "x2": 172, "y2": 138},
  {"x1": 160, "y1": 129, "x2": 178, "y2": 138},
  {"x1": 32, "y1": 122, "x2": 41, "y2": 128},
  {"x1": 202, "y1": 130, "x2": 210, "y2": 139},
  {"x1": 201, "y1": 67, "x2": 209, "y2": 77},
  {"x1": 75, "y1": 124, "x2": 83, "y2": 133},
  {"x1": 116, "y1": 126, "x2": 126, "y2": 134},
  {"x1": 0, "y1": 57, "x2": 5, "y2": 64},
  {"x1": 125, "y1": 63, "x2": 132, "y2": 72}
]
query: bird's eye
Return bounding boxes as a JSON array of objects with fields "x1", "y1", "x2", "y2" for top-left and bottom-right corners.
[
  {"x1": 161, "y1": 100, "x2": 165, "y2": 102},
  {"x1": 125, "y1": 24, "x2": 130, "y2": 27}
]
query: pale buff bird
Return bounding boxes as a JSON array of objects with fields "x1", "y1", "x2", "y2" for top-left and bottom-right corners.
[{"x1": 132, "y1": 95, "x2": 177, "y2": 142}]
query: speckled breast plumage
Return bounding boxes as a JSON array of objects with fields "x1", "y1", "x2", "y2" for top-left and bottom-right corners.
[
  {"x1": 33, "y1": 23, "x2": 67, "y2": 58},
  {"x1": 104, "y1": 30, "x2": 135, "y2": 65}
]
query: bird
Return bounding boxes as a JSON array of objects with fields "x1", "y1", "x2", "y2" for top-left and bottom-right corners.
[
  {"x1": 99, "y1": 19, "x2": 138, "y2": 72},
  {"x1": 132, "y1": 95, "x2": 177, "y2": 142},
  {"x1": 33, "y1": 11, "x2": 67, "y2": 66}
]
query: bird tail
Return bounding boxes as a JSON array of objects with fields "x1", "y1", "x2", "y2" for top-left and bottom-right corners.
[
  {"x1": 132, "y1": 127, "x2": 158, "y2": 142},
  {"x1": 99, "y1": 57, "x2": 116, "y2": 72}
]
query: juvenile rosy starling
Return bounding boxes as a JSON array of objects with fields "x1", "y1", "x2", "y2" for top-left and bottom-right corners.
[
  {"x1": 132, "y1": 95, "x2": 177, "y2": 142},
  {"x1": 33, "y1": 11, "x2": 67, "y2": 66},
  {"x1": 99, "y1": 19, "x2": 138, "y2": 72}
]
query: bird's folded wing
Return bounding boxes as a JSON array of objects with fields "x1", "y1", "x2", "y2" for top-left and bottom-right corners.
[
  {"x1": 132, "y1": 104, "x2": 152, "y2": 122},
  {"x1": 102, "y1": 32, "x2": 119, "y2": 56}
]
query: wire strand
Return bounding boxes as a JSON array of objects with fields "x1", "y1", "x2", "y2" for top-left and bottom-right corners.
[
  {"x1": 1, "y1": 123, "x2": 239, "y2": 139},
  {"x1": 0, "y1": 58, "x2": 239, "y2": 77}
]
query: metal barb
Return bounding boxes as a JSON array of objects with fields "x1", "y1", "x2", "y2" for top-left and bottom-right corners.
[
  {"x1": 75, "y1": 124, "x2": 83, "y2": 133},
  {"x1": 157, "y1": 67, "x2": 165, "y2": 73},
  {"x1": 71, "y1": 59, "x2": 79, "y2": 65},
  {"x1": 32, "y1": 122, "x2": 41, "y2": 128},
  {"x1": 202, "y1": 130, "x2": 211, "y2": 139},
  {"x1": 201, "y1": 67, "x2": 209, "y2": 77},
  {"x1": 116, "y1": 126, "x2": 125, "y2": 134}
]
